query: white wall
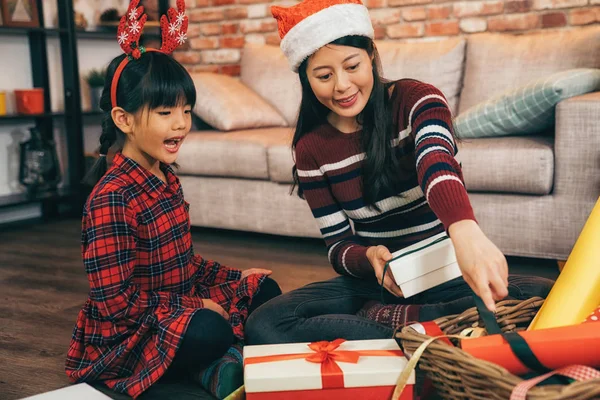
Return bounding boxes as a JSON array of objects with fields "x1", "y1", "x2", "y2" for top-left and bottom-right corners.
[{"x1": 0, "y1": 1, "x2": 122, "y2": 198}]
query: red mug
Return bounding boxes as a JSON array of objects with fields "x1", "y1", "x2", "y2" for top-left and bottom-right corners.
[{"x1": 15, "y1": 88, "x2": 45, "y2": 115}]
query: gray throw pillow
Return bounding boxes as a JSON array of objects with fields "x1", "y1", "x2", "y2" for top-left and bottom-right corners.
[{"x1": 454, "y1": 69, "x2": 600, "y2": 138}]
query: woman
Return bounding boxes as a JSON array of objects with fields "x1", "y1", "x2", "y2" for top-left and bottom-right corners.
[{"x1": 245, "y1": 0, "x2": 553, "y2": 344}]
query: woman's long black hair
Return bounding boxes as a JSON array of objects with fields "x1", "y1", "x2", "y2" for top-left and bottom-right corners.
[
  {"x1": 82, "y1": 51, "x2": 196, "y2": 187},
  {"x1": 292, "y1": 35, "x2": 401, "y2": 208}
]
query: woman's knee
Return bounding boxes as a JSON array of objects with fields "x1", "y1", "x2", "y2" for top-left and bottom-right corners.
[
  {"x1": 507, "y1": 275, "x2": 555, "y2": 299},
  {"x1": 245, "y1": 294, "x2": 290, "y2": 345}
]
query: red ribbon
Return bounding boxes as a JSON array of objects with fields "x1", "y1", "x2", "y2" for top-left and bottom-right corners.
[
  {"x1": 244, "y1": 338, "x2": 405, "y2": 389},
  {"x1": 420, "y1": 321, "x2": 454, "y2": 346}
]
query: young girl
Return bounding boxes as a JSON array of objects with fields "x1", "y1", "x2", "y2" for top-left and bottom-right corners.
[
  {"x1": 245, "y1": 0, "x2": 554, "y2": 344},
  {"x1": 65, "y1": 2, "x2": 280, "y2": 398}
]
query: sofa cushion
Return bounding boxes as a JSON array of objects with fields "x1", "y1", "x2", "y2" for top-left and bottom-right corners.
[
  {"x1": 455, "y1": 69, "x2": 600, "y2": 138},
  {"x1": 459, "y1": 26, "x2": 600, "y2": 113},
  {"x1": 241, "y1": 44, "x2": 302, "y2": 126},
  {"x1": 177, "y1": 128, "x2": 294, "y2": 180},
  {"x1": 191, "y1": 72, "x2": 288, "y2": 131},
  {"x1": 376, "y1": 38, "x2": 466, "y2": 116},
  {"x1": 457, "y1": 136, "x2": 554, "y2": 195}
]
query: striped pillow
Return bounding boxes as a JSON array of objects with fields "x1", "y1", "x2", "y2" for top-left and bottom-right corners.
[{"x1": 453, "y1": 69, "x2": 600, "y2": 138}]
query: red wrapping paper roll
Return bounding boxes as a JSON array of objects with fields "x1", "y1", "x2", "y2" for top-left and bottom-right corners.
[{"x1": 460, "y1": 322, "x2": 600, "y2": 375}]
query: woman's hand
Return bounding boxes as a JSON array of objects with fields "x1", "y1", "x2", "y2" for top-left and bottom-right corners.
[
  {"x1": 203, "y1": 299, "x2": 230, "y2": 320},
  {"x1": 366, "y1": 245, "x2": 404, "y2": 297},
  {"x1": 449, "y1": 219, "x2": 509, "y2": 312},
  {"x1": 241, "y1": 268, "x2": 272, "y2": 279}
]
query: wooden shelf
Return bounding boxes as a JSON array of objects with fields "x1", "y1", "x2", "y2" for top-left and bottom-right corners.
[
  {"x1": 0, "y1": 111, "x2": 107, "y2": 123},
  {"x1": 0, "y1": 187, "x2": 72, "y2": 209},
  {"x1": 0, "y1": 112, "x2": 66, "y2": 123},
  {"x1": 0, "y1": 27, "x2": 66, "y2": 36}
]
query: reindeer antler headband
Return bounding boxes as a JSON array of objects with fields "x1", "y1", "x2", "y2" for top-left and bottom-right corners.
[{"x1": 110, "y1": 0, "x2": 188, "y2": 108}]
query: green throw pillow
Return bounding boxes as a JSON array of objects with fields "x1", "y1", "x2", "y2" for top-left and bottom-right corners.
[{"x1": 454, "y1": 68, "x2": 600, "y2": 138}]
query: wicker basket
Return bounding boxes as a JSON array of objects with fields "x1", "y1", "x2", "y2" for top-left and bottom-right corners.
[{"x1": 395, "y1": 297, "x2": 600, "y2": 400}]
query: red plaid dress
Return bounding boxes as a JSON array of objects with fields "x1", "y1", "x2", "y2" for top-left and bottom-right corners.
[{"x1": 65, "y1": 153, "x2": 265, "y2": 398}]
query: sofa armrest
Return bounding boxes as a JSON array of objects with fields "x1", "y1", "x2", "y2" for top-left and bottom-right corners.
[{"x1": 553, "y1": 91, "x2": 600, "y2": 201}]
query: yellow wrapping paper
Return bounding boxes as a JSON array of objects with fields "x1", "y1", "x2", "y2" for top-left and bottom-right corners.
[
  {"x1": 528, "y1": 197, "x2": 600, "y2": 330},
  {"x1": 224, "y1": 385, "x2": 245, "y2": 400}
]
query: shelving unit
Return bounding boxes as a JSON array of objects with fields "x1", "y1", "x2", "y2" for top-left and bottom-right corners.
[
  {"x1": 0, "y1": 1, "x2": 84, "y2": 216},
  {"x1": 0, "y1": 0, "x2": 171, "y2": 218}
]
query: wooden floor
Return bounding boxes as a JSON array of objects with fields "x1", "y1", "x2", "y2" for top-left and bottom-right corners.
[
  {"x1": 0, "y1": 218, "x2": 559, "y2": 400},
  {"x1": 0, "y1": 218, "x2": 336, "y2": 400}
]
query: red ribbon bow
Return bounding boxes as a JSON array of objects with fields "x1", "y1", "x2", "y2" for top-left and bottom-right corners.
[{"x1": 245, "y1": 338, "x2": 404, "y2": 389}]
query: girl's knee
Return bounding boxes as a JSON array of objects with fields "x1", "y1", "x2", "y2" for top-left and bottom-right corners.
[
  {"x1": 171, "y1": 309, "x2": 234, "y2": 370},
  {"x1": 188, "y1": 309, "x2": 234, "y2": 352},
  {"x1": 248, "y1": 277, "x2": 283, "y2": 316},
  {"x1": 261, "y1": 277, "x2": 283, "y2": 299}
]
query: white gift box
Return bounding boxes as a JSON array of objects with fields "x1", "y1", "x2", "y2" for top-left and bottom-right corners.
[
  {"x1": 243, "y1": 338, "x2": 415, "y2": 400},
  {"x1": 21, "y1": 383, "x2": 112, "y2": 400},
  {"x1": 388, "y1": 232, "x2": 463, "y2": 298}
]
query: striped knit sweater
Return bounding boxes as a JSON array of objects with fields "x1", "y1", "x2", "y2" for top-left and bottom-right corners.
[{"x1": 295, "y1": 79, "x2": 476, "y2": 278}]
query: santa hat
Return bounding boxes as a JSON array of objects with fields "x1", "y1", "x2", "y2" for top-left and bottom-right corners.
[{"x1": 271, "y1": 0, "x2": 374, "y2": 73}]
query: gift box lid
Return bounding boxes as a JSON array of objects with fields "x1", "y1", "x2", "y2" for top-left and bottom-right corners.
[
  {"x1": 388, "y1": 232, "x2": 459, "y2": 284},
  {"x1": 243, "y1": 339, "x2": 414, "y2": 394}
]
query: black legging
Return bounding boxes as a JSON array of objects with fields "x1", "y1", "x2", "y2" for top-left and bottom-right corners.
[{"x1": 169, "y1": 277, "x2": 281, "y2": 372}]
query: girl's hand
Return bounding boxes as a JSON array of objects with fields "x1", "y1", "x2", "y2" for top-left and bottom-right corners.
[
  {"x1": 203, "y1": 299, "x2": 229, "y2": 320},
  {"x1": 366, "y1": 245, "x2": 404, "y2": 297},
  {"x1": 241, "y1": 268, "x2": 272, "y2": 279},
  {"x1": 449, "y1": 219, "x2": 509, "y2": 312}
]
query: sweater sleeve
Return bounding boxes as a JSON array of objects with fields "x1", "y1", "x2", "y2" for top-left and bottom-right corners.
[
  {"x1": 404, "y1": 81, "x2": 476, "y2": 229},
  {"x1": 83, "y1": 191, "x2": 204, "y2": 325},
  {"x1": 295, "y1": 140, "x2": 373, "y2": 278}
]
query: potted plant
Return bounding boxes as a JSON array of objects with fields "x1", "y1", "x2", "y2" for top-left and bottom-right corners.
[{"x1": 84, "y1": 68, "x2": 106, "y2": 111}]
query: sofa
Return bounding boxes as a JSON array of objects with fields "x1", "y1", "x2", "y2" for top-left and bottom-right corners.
[{"x1": 176, "y1": 26, "x2": 600, "y2": 262}]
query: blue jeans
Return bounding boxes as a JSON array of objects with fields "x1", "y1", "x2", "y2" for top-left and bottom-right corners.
[{"x1": 244, "y1": 275, "x2": 554, "y2": 345}]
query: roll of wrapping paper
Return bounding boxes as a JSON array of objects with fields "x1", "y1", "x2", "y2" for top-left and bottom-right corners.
[
  {"x1": 460, "y1": 322, "x2": 600, "y2": 375},
  {"x1": 528, "y1": 197, "x2": 600, "y2": 330}
]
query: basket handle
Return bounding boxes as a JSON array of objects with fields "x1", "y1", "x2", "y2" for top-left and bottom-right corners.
[
  {"x1": 510, "y1": 365, "x2": 600, "y2": 400},
  {"x1": 473, "y1": 294, "x2": 552, "y2": 374}
]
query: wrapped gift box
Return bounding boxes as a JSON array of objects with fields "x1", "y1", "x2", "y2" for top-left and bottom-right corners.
[
  {"x1": 387, "y1": 232, "x2": 462, "y2": 298},
  {"x1": 243, "y1": 338, "x2": 414, "y2": 400},
  {"x1": 22, "y1": 384, "x2": 112, "y2": 399}
]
